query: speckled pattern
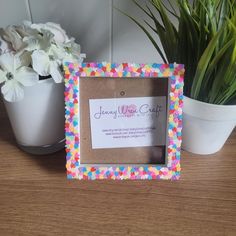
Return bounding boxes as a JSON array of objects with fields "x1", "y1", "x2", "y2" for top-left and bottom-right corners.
[{"x1": 64, "y1": 62, "x2": 184, "y2": 180}]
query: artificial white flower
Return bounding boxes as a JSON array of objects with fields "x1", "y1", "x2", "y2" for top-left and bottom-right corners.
[
  {"x1": 31, "y1": 49, "x2": 64, "y2": 83},
  {"x1": 31, "y1": 22, "x2": 69, "y2": 44},
  {"x1": 14, "y1": 21, "x2": 38, "y2": 38},
  {"x1": 0, "y1": 35, "x2": 13, "y2": 55},
  {"x1": 23, "y1": 29, "x2": 54, "y2": 52},
  {"x1": 0, "y1": 53, "x2": 38, "y2": 102},
  {"x1": 61, "y1": 39, "x2": 86, "y2": 62},
  {"x1": 0, "y1": 21, "x2": 85, "y2": 102},
  {"x1": 1, "y1": 26, "x2": 26, "y2": 51},
  {"x1": 0, "y1": 23, "x2": 37, "y2": 55}
]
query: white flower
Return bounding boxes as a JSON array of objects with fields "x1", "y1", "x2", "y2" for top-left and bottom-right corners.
[
  {"x1": 0, "y1": 53, "x2": 38, "y2": 102},
  {"x1": 31, "y1": 46, "x2": 64, "y2": 83},
  {"x1": 23, "y1": 29, "x2": 54, "y2": 52},
  {"x1": 0, "y1": 21, "x2": 85, "y2": 103},
  {"x1": 31, "y1": 22, "x2": 69, "y2": 44},
  {"x1": 15, "y1": 21, "x2": 38, "y2": 38},
  {"x1": 0, "y1": 33, "x2": 13, "y2": 55},
  {"x1": 0, "y1": 23, "x2": 38, "y2": 55},
  {"x1": 62, "y1": 39, "x2": 86, "y2": 62},
  {"x1": 1, "y1": 26, "x2": 26, "y2": 51}
]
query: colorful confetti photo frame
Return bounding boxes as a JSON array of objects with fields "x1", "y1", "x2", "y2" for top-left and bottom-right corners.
[{"x1": 64, "y1": 62, "x2": 184, "y2": 180}]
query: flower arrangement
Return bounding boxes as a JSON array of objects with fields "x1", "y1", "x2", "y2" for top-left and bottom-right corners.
[{"x1": 0, "y1": 21, "x2": 85, "y2": 102}]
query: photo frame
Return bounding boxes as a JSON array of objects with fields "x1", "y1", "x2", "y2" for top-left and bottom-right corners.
[{"x1": 64, "y1": 62, "x2": 184, "y2": 180}]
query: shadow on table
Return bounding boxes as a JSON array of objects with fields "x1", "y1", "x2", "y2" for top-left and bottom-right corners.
[{"x1": 26, "y1": 149, "x2": 66, "y2": 174}]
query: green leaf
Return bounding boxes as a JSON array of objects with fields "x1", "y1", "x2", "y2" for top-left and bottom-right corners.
[
  {"x1": 201, "y1": 38, "x2": 234, "y2": 92},
  {"x1": 115, "y1": 7, "x2": 167, "y2": 63},
  {"x1": 191, "y1": 29, "x2": 223, "y2": 99},
  {"x1": 116, "y1": 0, "x2": 236, "y2": 104}
]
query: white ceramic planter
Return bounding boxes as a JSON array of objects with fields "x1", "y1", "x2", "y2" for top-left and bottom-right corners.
[
  {"x1": 182, "y1": 96, "x2": 236, "y2": 155},
  {"x1": 3, "y1": 78, "x2": 65, "y2": 154}
]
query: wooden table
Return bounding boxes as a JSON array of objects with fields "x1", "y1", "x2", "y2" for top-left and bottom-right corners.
[{"x1": 0, "y1": 101, "x2": 236, "y2": 236}]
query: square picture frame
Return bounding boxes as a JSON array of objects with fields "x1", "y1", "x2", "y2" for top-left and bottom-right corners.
[{"x1": 64, "y1": 62, "x2": 184, "y2": 180}]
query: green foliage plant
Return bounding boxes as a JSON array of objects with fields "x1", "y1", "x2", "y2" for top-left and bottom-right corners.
[{"x1": 121, "y1": 0, "x2": 236, "y2": 104}]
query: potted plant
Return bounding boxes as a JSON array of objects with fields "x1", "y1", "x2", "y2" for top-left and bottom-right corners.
[
  {"x1": 0, "y1": 21, "x2": 85, "y2": 154},
  {"x1": 121, "y1": 0, "x2": 236, "y2": 154}
]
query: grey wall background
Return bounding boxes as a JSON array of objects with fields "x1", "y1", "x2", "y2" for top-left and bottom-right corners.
[{"x1": 0, "y1": 0, "x2": 163, "y2": 63}]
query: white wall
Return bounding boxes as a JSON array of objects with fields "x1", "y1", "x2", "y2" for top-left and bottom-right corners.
[{"x1": 0, "y1": 0, "x2": 163, "y2": 63}]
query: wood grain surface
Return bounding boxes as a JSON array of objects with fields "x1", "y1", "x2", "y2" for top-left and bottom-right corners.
[{"x1": 0, "y1": 100, "x2": 236, "y2": 236}]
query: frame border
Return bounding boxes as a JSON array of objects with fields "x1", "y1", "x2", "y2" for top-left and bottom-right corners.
[{"x1": 64, "y1": 62, "x2": 184, "y2": 180}]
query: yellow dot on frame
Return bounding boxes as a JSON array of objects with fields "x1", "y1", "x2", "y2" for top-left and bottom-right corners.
[
  {"x1": 72, "y1": 149, "x2": 78, "y2": 155},
  {"x1": 106, "y1": 64, "x2": 111, "y2": 70},
  {"x1": 74, "y1": 110, "x2": 79, "y2": 116},
  {"x1": 176, "y1": 164, "x2": 181, "y2": 171},
  {"x1": 154, "y1": 169, "x2": 159, "y2": 175},
  {"x1": 169, "y1": 116, "x2": 174, "y2": 122},
  {"x1": 163, "y1": 70, "x2": 170, "y2": 77},
  {"x1": 169, "y1": 131, "x2": 173, "y2": 137},
  {"x1": 66, "y1": 163, "x2": 70, "y2": 169}
]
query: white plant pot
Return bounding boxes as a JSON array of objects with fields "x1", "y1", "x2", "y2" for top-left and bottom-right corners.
[
  {"x1": 2, "y1": 78, "x2": 65, "y2": 154},
  {"x1": 182, "y1": 96, "x2": 236, "y2": 155}
]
